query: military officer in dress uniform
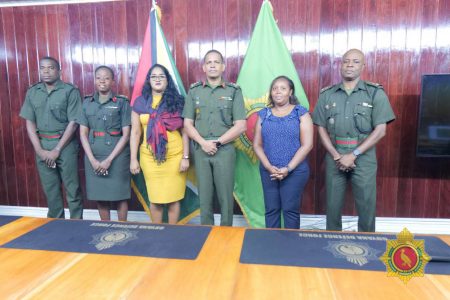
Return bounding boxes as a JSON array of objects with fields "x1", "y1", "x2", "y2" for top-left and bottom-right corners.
[
  {"x1": 183, "y1": 50, "x2": 246, "y2": 226},
  {"x1": 312, "y1": 49, "x2": 395, "y2": 232},
  {"x1": 19, "y1": 56, "x2": 83, "y2": 219}
]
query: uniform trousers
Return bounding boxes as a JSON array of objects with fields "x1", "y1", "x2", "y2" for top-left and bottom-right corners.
[
  {"x1": 325, "y1": 147, "x2": 377, "y2": 232},
  {"x1": 193, "y1": 143, "x2": 236, "y2": 226},
  {"x1": 260, "y1": 165, "x2": 309, "y2": 229},
  {"x1": 35, "y1": 139, "x2": 83, "y2": 219}
]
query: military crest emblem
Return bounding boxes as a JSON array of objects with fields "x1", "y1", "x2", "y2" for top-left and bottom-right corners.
[
  {"x1": 325, "y1": 240, "x2": 380, "y2": 266},
  {"x1": 90, "y1": 229, "x2": 138, "y2": 251},
  {"x1": 380, "y1": 228, "x2": 431, "y2": 283},
  {"x1": 234, "y1": 94, "x2": 268, "y2": 163}
]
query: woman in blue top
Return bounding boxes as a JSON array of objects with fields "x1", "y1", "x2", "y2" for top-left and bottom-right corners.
[{"x1": 253, "y1": 76, "x2": 313, "y2": 229}]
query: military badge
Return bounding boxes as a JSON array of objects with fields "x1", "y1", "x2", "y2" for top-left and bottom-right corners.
[{"x1": 380, "y1": 228, "x2": 431, "y2": 283}]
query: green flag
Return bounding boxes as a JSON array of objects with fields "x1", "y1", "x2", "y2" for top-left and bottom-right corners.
[{"x1": 234, "y1": 0, "x2": 309, "y2": 227}]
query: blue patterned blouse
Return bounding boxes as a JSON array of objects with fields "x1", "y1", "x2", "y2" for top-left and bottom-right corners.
[{"x1": 258, "y1": 105, "x2": 309, "y2": 169}]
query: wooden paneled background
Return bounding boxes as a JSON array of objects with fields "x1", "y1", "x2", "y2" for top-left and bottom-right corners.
[{"x1": 0, "y1": 0, "x2": 449, "y2": 218}]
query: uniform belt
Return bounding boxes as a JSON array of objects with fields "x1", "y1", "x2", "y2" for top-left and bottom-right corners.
[
  {"x1": 93, "y1": 130, "x2": 122, "y2": 137},
  {"x1": 335, "y1": 137, "x2": 358, "y2": 146},
  {"x1": 37, "y1": 131, "x2": 63, "y2": 139}
]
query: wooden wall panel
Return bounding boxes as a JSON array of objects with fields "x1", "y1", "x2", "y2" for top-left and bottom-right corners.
[
  {"x1": 2, "y1": 7, "x2": 20, "y2": 206},
  {"x1": 0, "y1": 9, "x2": 9, "y2": 205},
  {"x1": 0, "y1": 0, "x2": 449, "y2": 218},
  {"x1": 11, "y1": 7, "x2": 28, "y2": 207}
]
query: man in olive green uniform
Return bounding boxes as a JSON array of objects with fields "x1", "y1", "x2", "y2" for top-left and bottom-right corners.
[
  {"x1": 312, "y1": 49, "x2": 395, "y2": 232},
  {"x1": 183, "y1": 50, "x2": 246, "y2": 226},
  {"x1": 19, "y1": 57, "x2": 83, "y2": 219}
]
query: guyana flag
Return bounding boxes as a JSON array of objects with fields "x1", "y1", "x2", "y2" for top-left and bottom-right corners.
[
  {"x1": 131, "y1": 1, "x2": 199, "y2": 223},
  {"x1": 234, "y1": 0, "x2": 309, "y2": 227}
]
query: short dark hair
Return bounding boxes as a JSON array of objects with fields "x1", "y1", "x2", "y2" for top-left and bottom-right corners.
[
  {"x1": 203, "y1": 49, "x2": 224, "y2": 63},
  {"x1": 95, "y1": 65, "x2": 115, "y2": 80},
  {"x1": 267, "y1": 75, "x2": 299, "y2": 107},
  {"x1": 40, "y1": 56, "x2": 60, "y2": 70}
]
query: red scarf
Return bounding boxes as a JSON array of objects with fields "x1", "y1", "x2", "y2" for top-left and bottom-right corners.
[{"x1": 146, "y1": 110, "x2": 183, "y2": 163}]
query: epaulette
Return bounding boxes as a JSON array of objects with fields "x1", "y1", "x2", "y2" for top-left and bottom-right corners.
[
  {"x1": 225, "y1": 82, "x2": 240, "y2": 89},
  {"x1": 28, "y1": 82, "x2": 41, "y2": 89},
  {"x1": 320, "y1": 85, "x2": 334, "y2": 93},
  {"x1": 189, "y1": 81, "x2": 202, "y2": 89},
  {"x1": 64, "y1": 82, "x2": 79, "y2": 89},
  {"x1": 114, "y1": 94, "x2": 129, "y2": 101},
  {"x1": 365, "y1": 81, "x2": 383, "y2": 89},
  {"x1": 83, "y1": 94, "x2": 94, "y2": 102}
]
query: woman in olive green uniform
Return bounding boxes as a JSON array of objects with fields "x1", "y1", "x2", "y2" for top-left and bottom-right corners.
[{"x1": 77, "y1": 66, "x2": 131, "y2": 221}]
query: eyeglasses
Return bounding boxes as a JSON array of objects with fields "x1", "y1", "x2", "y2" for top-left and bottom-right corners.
[{"x1": 150, "y1": 75, "x2": 167, "y2": 81}]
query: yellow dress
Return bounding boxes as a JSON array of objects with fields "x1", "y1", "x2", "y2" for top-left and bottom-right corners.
[{"x1": 139, "y1": 95, "x2": 186, "y2": 204}]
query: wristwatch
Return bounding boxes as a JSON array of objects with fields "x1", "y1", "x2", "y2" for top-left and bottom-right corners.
[
  {"x1": 182, "y1": 155, "x2": 189, "y2": 159},
  {"x1": 352, "y1": 149, "x2": 361, "y2": 157},
  {"x1": 215, "y1": 139, "x2": 223, "y2": 148}
]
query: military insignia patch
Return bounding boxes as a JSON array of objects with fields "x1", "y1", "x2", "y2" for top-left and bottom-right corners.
[{"x1": 380, "y1": 228, "x2": 431, "y2": 284}]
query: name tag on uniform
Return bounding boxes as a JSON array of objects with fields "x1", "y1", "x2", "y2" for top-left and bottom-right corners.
[
  {"x1": 220, "y1": 96, "x2": 233, "y2": 101},
  {"x1": 105, "y1": 106, "x2": 119, "y2": 109},
  {"x1": 362, "y1": 102, "x2": 373, "y2": 108}
]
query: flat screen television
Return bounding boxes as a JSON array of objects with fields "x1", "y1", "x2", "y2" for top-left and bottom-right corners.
[{"x1": 416, "y1": 74, "x2": 450, "y2": 157}]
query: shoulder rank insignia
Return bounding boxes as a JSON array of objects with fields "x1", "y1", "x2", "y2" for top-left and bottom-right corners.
[
  {"x1": 189, "y1": 81, "x2": 202, "y2": 89},
  {"x1": 84, "y1": 94, "x2": 94, "y2": 101},
  {"x1": 114, "y1": 94, "x2": 129, "y2": 101},
  {"x1": 226, "y1": 82, "x2": 240, "y2": 89},
  {"x1": 320, "y1": 85, "x2": 334, "y2": 93},
  {"x1": 366, "y1": 81, "x2": 383, "y2": 89}
]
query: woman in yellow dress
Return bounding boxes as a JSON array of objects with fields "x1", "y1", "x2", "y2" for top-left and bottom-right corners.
[{"x1": 130, "y1": 64, "x2": 189, "y2": 224}]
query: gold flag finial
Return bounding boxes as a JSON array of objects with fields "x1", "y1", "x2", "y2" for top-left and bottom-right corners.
[{"x1": 152, "y1": 0, "x2": 162, "y2": 22}]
